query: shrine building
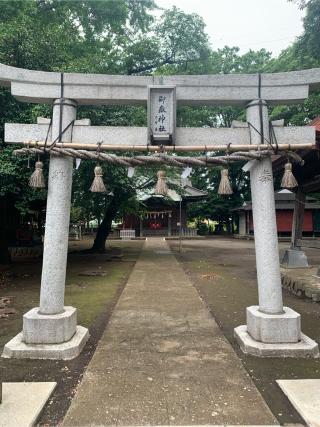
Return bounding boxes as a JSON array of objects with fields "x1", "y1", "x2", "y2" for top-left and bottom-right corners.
[
  {"x1": 234, "y1": 189, "x2": 320, "y2": 237},
  {"x1": 123, "y1": 178, "x2": 207, "y2": 237}
]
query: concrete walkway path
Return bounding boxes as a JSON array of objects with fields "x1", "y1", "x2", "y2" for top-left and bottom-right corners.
[{"x1": 63, "y1": 238, "x2": 277, "y2": 426}]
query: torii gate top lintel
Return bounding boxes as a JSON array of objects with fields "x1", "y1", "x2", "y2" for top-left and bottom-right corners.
[{"x1": 1, "y1": 62, "x2": 320, "y2": 106}]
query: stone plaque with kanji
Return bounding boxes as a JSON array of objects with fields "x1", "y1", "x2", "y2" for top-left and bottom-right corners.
[{"x1": 148, "y1": 86, "x2": 176, "y2": 144}]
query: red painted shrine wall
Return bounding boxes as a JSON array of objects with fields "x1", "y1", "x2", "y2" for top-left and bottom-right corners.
[
  {"x1": 248, "y1": 210, "x2": 313, "y2": 233},
  {"x1": 276, "y1": 210, "x2": 313, "y2": 232},
  {"x1": 123, "y1": 214, "x2": 139, "y2": 229}
]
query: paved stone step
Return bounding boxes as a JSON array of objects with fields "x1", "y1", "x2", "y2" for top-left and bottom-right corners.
[
  {"x1": 277, "y1": 379, "x2": 320, "y2": 427},
  {"x1": 0, "y1": 382, "x2": 56, "y2": 427}
]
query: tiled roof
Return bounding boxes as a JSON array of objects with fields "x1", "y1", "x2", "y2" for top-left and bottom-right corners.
[
  {"x1": 309, "y1": 116, "x2": 320, "y2": 131},
  {"x1": 137, "y1": 178, "x2": 207, "y2": 202},
  {"x1": 234, "y1": 190, "x2": 320, "y2": 211}
]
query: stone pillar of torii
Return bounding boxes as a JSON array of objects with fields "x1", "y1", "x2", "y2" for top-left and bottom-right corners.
[{"x1": 1, "y1": 63, "x2": 319, "y2": 359}]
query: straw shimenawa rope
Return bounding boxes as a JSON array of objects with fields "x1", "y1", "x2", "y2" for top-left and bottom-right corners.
[{"x1": 13, "y1": 146, "x2": 302, "y2": 168}]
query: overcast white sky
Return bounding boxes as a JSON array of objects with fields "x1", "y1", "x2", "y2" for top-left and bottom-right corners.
[{"x1": 155, "y1": 0, "x2": 305, "y2": 56}]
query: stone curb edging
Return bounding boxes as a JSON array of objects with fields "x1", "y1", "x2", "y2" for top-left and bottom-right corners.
[{"x1": 281, "y1": 271, "x2": 320, "y2": 302}]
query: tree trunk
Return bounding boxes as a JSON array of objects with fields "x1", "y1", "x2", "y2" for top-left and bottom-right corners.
[
  {"x1": 0, "y1": 198, "x2": 11, "y2": 264},
  {"x1": 91, "y1": 205, "x2": 118, "y2": 252},
  {"x1": 90, "y1": 184, "x2": 134, "y2": 253},
  {"x1": 0, "y1": 229, "x2": 11, "y2": 264}
]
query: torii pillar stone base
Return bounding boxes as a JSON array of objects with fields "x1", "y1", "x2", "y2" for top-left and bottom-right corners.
[
  {"x1": 2, "y1": 306, "x2": 89, "y2": 360},
  {"x1": 234, "y1": 305, "x2": 319, "y2": 358},
  {"x1": 234, "y1": 325, "x2": 319, "y2": 358},
  {"x1": 234, "y1": 100, "x2": 319, "y2": 358},
  {"x1": 2, "y1": 325, "x2": 89, "y2": 360}
]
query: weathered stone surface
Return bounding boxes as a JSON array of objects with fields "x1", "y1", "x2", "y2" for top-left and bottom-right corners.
[
  {"x1": 235, "y1": 325, "x2": 319, "y2": 358},
  {"x1": 2, "y1": 62, "x2": 320, "y2": 105},
  {"x1": 260, "y1": 85, "x2": 309, "y2": 103},
  {"x1": 2, "y1": 325, "x2": 89, "y2": 360},
  {"x1": 246, "y1": 306, "x2": 301, "y2": 344},
  {"x1": 0, "y1": 382, "x2": 56, "y2": 427},
  {"x1": 23, "y1": 306, "x2": 77, "y2": 344},
  {"x1": 39, "y1": 98, "x2": 77, "y2": 315},
  {"x1": 281, "y1": 248, "x2": 309, "y2": 268},
  {"x1": 245, "y1": 100, "x2": 283, "y2": 315},
  {"x1": 281, "y1": 266, "x2": 320, "y2": 301},
  {"x1": 277, "y1": 379, "x2": 320, "y2": 427},
  {"x1": 261, "y1": 67, "x2": 320, "y2": 89},
  {"x1": 5, "y1": 122, "x2": 315, "y2": 147},
  {"x1": 7, "y1": 82, "x2": 312, "y2": 105}
]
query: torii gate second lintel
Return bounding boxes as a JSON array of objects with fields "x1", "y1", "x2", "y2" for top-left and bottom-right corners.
[{"x1": 1, "y1": 63, "x2": 319, "y2": 360}]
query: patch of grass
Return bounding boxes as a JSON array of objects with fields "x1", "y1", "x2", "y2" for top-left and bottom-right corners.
[
  {"x1": 65, "y1": 265, "x2": 132, "y2": 327},
  {"x1": 0, "y1": 240, "x2": 143, "y2": 351}
]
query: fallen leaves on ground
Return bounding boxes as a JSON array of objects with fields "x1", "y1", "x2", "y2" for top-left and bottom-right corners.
[
  {"x1": 200, "y1": 272, "x2": 221, "y2": 281},
  {"x1": 0, "y1": 296, "x2": 16, "y2": 318}
]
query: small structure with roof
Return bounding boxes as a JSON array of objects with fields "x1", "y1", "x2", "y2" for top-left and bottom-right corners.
[
  {"x1": 123, "y1": 178, "x2": 207, "y2": 237},
  {"x1": 234, "y1": 190, "x2": 320, "y2": 237}
]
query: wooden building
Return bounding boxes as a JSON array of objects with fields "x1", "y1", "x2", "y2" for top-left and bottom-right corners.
[
  {"x1": 123, "y1": 179, "x2": 207, "y2": 237},
  {"x1": 234, "y1": 190, "x2": 320, "y2": 237}
]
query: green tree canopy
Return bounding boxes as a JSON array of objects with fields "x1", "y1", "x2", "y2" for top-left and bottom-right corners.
[{"x1": 1, "y1": 0, "x2": 320, "y2": 260}]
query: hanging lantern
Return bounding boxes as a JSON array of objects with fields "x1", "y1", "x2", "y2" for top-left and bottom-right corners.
[
  {"x1": 218, "y1": 169, "x2": 233, "y2": 195},
  {"x1": 90, "y1": 165, "x2": 107, "y2": 193},
  {"x1": 29, "y1": 161, "x2": 45, "y2": 189},
  {"x1": 281, "y1": 161, "x2": 298, "y2": 189},
  {"x1": 155, "y1": 170, "x2": 168, "y2": 196}
]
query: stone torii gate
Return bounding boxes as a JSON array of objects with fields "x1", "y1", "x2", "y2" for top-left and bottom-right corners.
[{"x1": 1, "y1": 62, "x2": 319, "y2": 359}]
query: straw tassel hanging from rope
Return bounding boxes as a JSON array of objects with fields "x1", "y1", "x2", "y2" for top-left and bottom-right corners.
[
  {"x1": 218, "y1": 169, "x2": 233, "y2": 195},
  {"x1": 155, "y1": 170, "x2": 168, "y2": 196},
  {"x1": 29, "y1": 159, "x2": 45, "y2": 189},
  {"x1": 90, "y1": 164, "x2": 107, "y2": 193},
  {"x1": 90, "y1": 142, "x2": 107, "y2": 193},
  {"x1": 218, "y1": 145, "x2": 233, "y2": 195},
  {"x1": 281, "y1": 161, "x2": 298, "y2": 189}
]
